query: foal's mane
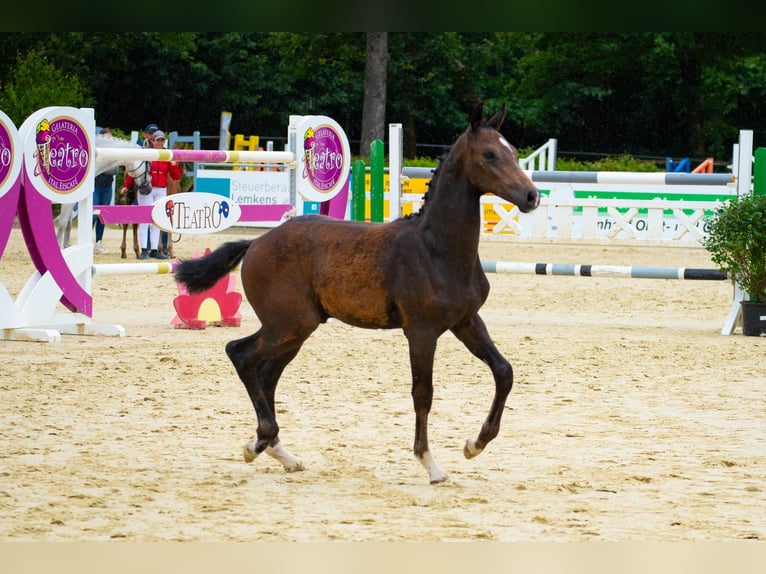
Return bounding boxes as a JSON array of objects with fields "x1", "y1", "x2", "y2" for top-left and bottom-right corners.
[
  {"x1": 403, "y1": 152, "x2": 447, "y2": 220},
  {"x1": 401, "y1": 105, "x2": 506, "y2": 222},
  {"x1": 403, "y1": 124, "x2": 472, "y2": 220}
]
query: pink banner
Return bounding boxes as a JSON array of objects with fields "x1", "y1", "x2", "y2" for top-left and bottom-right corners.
[{"x1": 99, "y1": 203, "x2": 294, "y2": 225}]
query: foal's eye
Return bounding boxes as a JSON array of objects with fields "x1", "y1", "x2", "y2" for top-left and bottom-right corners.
[{"x1": 483, "y1": 150, "x2": 495, "y2": 161}]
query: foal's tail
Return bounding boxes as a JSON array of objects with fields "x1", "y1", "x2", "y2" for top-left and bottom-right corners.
[{"x1": 174, "y1": 239, "x2": 253, "y2": 294}]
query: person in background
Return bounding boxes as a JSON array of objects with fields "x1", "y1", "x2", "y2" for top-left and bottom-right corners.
[
  {"x1": 134, "y1": 123, "x2": 160, "y2": 252},
  {"x1": 140, "y1": 123, "x2": 159, "y2": 148},
  {"x1": 120, "y1": 130, "x2": 181, "y2": 260},
  {"x1": 93, "y1": 127, "x2": 117, "y2": 254},
  {"x1": 160, "y1": 139, "x2": 185, "y2": 258}
]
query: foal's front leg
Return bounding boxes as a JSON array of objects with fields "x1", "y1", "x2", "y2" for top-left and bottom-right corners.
[
  {"x1": 407, "y1": 331, "x2": 448, "y2": 484},
  {"x1": 451, "y1": 314, "x2": 514, "y2": 459}
]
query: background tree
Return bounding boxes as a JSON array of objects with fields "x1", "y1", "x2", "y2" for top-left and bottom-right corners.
[
  {"x1": 500, "y1": 32, "x2": 766, "y2": 159},
  {"x1": 256, "y1": 33, "x2": 366, "y2": 144},
  {"x1": 387, "y1": 33, "x2": 478, "y2": 157},
  {"x1": 0, "y1": 48, "x2": 91, "y2": 126},
  {"x1": 359, "y1": 32, "x2": 388, "y2": 157},
  {"x1": 1, "y1": 32, "x2": 765, "y2": 161}
]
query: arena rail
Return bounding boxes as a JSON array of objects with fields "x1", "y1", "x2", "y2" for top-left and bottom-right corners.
[{"x1": 483, "y1": 196, "x2": 730, "y2": 245}]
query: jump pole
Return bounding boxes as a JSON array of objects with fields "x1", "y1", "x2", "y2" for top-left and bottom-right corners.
[
  {"x1": 96, "y1": 147, "x2": 295, "y2": 166},
  {"x1": 481, "y1": 261, "x2": 728, "y2": 281},
  {"x1": 91, "y1": 258, "x2": 727, "y2": 282},
  {"x1": 525, "y1": 170, "x2": 733, "y2": 186},
  {"x1": 92, "y1": 262, "x2": 177, "y2": 276}
]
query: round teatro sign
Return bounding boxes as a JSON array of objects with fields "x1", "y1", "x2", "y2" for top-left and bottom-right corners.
[
  {"x1": 20, "y1": 107, "x2": 95, "y2": 203},
  {"x1": 295, "y1": 115, "x2": 350, "y2": 203}
]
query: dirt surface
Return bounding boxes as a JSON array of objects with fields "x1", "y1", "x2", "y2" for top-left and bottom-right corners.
[{"x1": 0, "y1": 224, "x2": 764, "y2": 541}]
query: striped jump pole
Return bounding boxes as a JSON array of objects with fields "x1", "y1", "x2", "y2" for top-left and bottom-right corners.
[
  {"x1": 481, "y1": 261, "x2": 729, "y2": 281},
  {"x1": 93, "y1": 260, "x2": 728, "y2": 281},
  {"x1": 401, "y1": 168, "x2": 735, "y2": 187},
  {"x1": 96, "y1": 147, "x2": 296, "y2": 166},
  {"x1": 525, "y1": 170, "x2": 733, "y2": 186}
]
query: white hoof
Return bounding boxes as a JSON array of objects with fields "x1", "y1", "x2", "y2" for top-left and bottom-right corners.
[
  {"x1": 463, "y1": 438, "x2": 483, "y2": 459},
  {"x1": 430, "y1": 471, "x2": 449, "y2": 485},
  {"x1": 243, "y1": 440, "x2": 258, "y2": 463},
  {"x1": 266, "y1": 442, "x2": 304, "y2": 472},
  {"x1": 418, "y1": 451, "x2": 449, "y2": 484},
  {"x1": 283, "y1": 459, "x2": 305, "y2": 473}
]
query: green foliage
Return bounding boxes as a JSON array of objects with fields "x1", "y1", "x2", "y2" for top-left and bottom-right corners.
[
  {"x1": 554, "y1": 154, "x2": 662, "y2": 172},
  {"x1": 703, "y1": 193, "x2": 766, "y2": 302},
  {"x1": 403, "y1": 157, "x2": 439, "y2": 168},
  {"x1": 2, "y1": 33, "x2": 766, "y2": 161},
  {"x1": 0, "y1": 48, "x2": 92, "y2": 126},
  {"x1": 401, "y1": 153, "x2": 662, "y2": 171},
  {"x1": 500, "y1": 32, "x2": 766, "y2": 160}
]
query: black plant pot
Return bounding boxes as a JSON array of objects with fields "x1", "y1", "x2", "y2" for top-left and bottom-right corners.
[{"x1": 741, "y1": 301, "x2": 766, "y2": 336}]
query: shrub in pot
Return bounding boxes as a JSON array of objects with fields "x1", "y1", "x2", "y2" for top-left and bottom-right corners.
[{"x1": 703, "y1": 192, "x2": 766, "y2": 335}]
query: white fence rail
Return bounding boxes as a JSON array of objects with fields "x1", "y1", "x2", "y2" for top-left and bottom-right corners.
[
  {"x1": 482, "y1": 196, "x2": 727, "y2": 245},
  {"x1": 395, "y1": 193, "x2": 727, "y2": 246},
  {"x1": 519, "y1": 138, "x2": 557, "y2": 171}
]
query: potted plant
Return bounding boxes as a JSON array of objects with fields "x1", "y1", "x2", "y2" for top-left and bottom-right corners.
[{"x1": 703, "y1": 192, "x2": 766, "y2": 336}]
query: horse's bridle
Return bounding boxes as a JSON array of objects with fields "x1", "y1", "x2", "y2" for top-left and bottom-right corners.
[{"x1": 127, "y1": 161, "x2": 152, "y2": 196}]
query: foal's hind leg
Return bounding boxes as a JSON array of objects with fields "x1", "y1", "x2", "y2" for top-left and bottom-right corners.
[
  {"x1": 225, "y1": 329, "x2": 308, "y2": 472},
  {"x1": 252, "y1": 346, "x2": 303, "y2": 471},
  {"x1": 450, "y1": 314, "x2": 514, "y2": 459}
]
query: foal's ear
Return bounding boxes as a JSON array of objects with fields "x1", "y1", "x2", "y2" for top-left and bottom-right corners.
[
  {"x1": 469, "y1": 99, "x2": 485, "y2": 131},
  {"x1": 486, "y1": 104, "x2": 507, "y2": 130}
]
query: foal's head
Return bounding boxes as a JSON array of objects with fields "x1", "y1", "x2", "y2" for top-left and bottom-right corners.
[{"x1": 459, "y1": 101, "x2": 540, "y2": 213}]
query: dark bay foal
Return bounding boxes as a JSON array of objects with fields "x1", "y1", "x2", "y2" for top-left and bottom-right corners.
[{"x1": 175, "y1": 100, "x2": 539, "y2": 483}]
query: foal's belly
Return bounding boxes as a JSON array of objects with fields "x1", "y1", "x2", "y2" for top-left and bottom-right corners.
[{"x1": 318, "y1": 281, "x2": 402, "y2": 329}]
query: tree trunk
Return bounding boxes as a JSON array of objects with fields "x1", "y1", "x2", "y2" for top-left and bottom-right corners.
[{"x1": 359, "y1": 32, "x2": 388, "y2": 157}]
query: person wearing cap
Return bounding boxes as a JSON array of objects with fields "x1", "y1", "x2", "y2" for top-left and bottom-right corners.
[
  {"x1": 141, "y1": 123, "x2": 159, "y2": 148},
  {"x1": 120, "y1": 130, "x2": 181, "y2": 259}
]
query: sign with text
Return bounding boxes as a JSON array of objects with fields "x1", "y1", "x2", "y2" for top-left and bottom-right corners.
[
  {"x1": 0, "y1": 109, "x2": 22, "y2": 202},
  {"x1": 196, "y1": 168, "x2": 290, "y2": 205},
  {"x1": 21, "y1": 106, "x2": 94, "y2": 203},
  {"x1": 151, "y1": 191, "x2": 242, "y2": 235},
  {"x1": 294, "y1": 115, "x2": 350, "y2": 203}
]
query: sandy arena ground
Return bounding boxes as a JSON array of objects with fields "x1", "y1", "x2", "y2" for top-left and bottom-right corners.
[{"x1": 0, "y1": 223, "x2": 764, "y2": 542}]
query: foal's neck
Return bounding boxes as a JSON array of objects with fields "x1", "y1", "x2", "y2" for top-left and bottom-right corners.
[{"x1": 419, "y1": 162, "x2": 482, "y2": 263}]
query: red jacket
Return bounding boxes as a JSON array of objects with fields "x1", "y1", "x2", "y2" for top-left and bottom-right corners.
[{"x1": 123, "y1": 160, "x2": 181, "y2": 190}]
